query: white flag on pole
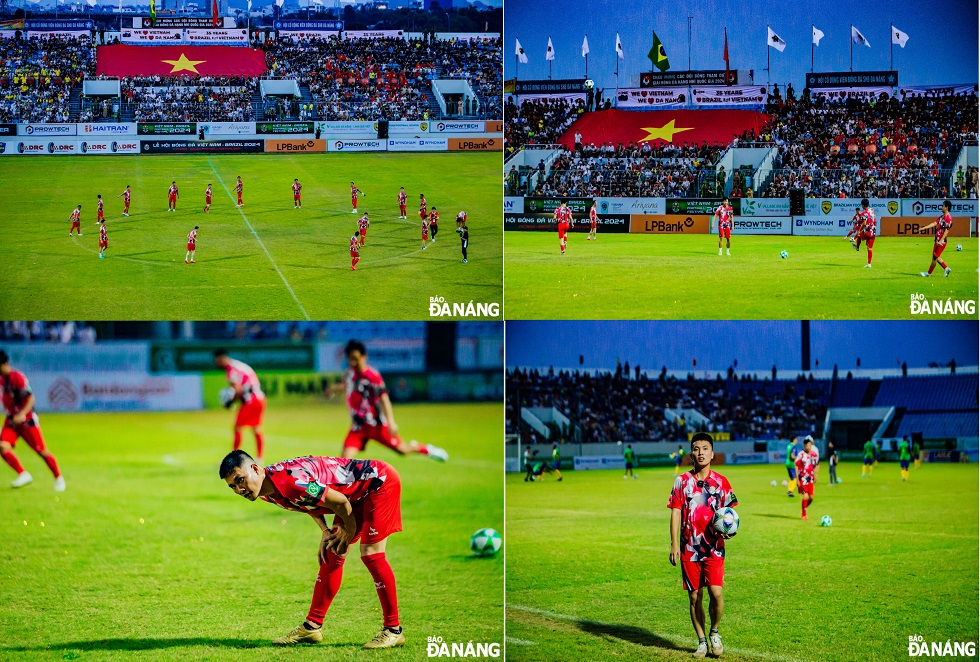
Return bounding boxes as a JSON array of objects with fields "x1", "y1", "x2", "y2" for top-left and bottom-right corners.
[
  {"x1": 546, "y1": 37, "x2": 555, "y2": 61},
  {"x1": 891, "y1": 25, "x2": 909, "y2": 48},
  {"x1": 582, "y1": 35, "x2": 589, "y2": 58},
  {"x1": 851, "y1": 25, "x2": 871, "y2": 47},
  {"x1": 615, "y1": 32, "x2": 624, "y2": 59},
  {"x1": 812, "y1": 25, "x2": 825, "y2": 46},
  {"x1": 767, "y1": 26, "x2": 786, "y2": 52},
  {"x1": 515, "y1": 37, "x2": 528, "y2": 64}
]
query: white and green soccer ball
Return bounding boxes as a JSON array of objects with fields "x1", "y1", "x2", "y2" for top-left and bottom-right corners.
[
  {"x1": 584, "y1": 78, "x2": 595, "y2": 90},
  {"x1": 779, "y1": 250, "x2": 789, "y2": 259},
  {"x1": 712, "y1": 507, "x2": 739, "y2": 537},
  {"x1": 956, "y1": 244, "x2": 963, "y2": 251},
  {"x1": 820, "y1": 515, "x2": 832, "y2": 527},
  {"x1": 770, "y1": 480, "x2": 778, "y2": 487},
  {"x1": 470, "y1": 528, "x2": 502, "y2": 557},
  {"x1": 218, "y1": 387, "x2": 236, "y2": 407}
]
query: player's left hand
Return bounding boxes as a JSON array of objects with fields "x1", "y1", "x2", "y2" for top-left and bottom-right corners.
[{"x1": 11, "y1": 413, "x2": 25, "y2": 425}]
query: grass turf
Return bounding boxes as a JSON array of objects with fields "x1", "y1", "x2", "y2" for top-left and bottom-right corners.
[
  {"x1": 503, "y1": 233, "x2": 978, "y2": 319},
  {"x1": 505, "y1": 462, "x2": 978, "y2": 662},
  {"x1": 0, "y1": 402, "x2": 503, "y2": 661},
  {"x1": 0, "y1": 153, "x2": 502, "y2": 320}
]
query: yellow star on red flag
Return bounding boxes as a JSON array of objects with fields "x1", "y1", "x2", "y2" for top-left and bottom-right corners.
[
  {"x1": 162, "y1": 53, "x2": 206, "y2": 74},
  {"x1": 639, "y1": 119, "x2": 694, "y2": 143}
]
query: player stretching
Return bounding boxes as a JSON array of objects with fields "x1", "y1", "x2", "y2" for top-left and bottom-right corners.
[
  {"x1": 235, "y1": 176, "x2": 244, "y2": 207},
  {"x1": 68, "y1": 205, "x2": 82, "y2": 237},
  {"x1": 350, "y1": 232, "x2": 361, "y2": 271},
  {"x1": 168, "y1": 181, "x2": 179, "y2": 212},
  {"x1": 455, "y1": 210, "x2": 467, "y2": 234},
  {"x1": 669, "y1": 433, "x2": 737, "y2": 659},
  {"x1": 219, "y1": 451, "x2": 406, "y2": 649},
  {"x1": 861, "y1": 438, "x2": 875, "y2": 477},
  {"x1": 117, "y1": 185, "x2": 131, "y2": 216},
  {"x1": 0, "y1": 350, "x2": 65, "y2": 491},
  {"x1": 555, "y1": 201, "x2": 572, "y2": 255},
  {"x1": 292, "y1": 179, "x2": 302, "y2": 209},
  {"x1": 418, "y1": 193, "x2": 427, "y2": 220},
  {"x1": 714, "y1": 197, "x2": 734, "y2": 256},
  {"x1": 421, "y1": 214, "x2": 429, "y2": 250},
  {"x1": 96, "y1": 195, "x2": 105, "y2": 225},
  {"x1": 919, "y1": 200, "x2": 953, "y2": 278},
  {"x1": 428, "y1": 208, "x2": 439, "y2": 242},
  {"x1": 98, "y1": 219, "x2": 108, "y2": 259},
  {"x1": 588, "y1": 202, "x2": 598, "y2": 240},
  {"x1": 351, "y1": 182, "x2": 364, "y2": 213},
  {"x1": 623, "y1": 444, "x2": 637, "y2": 479},
  {"x1": 853, "y1": 198, "x2": 877, "y2": 268},
  {"x1": 358, "y1": 213, "x2": 370, "y2": 246},
  {"x1": 397, "y1": 187, "x2": 407, "y2": 219},
  {"x1": 795, "y1": 436, "x2": 818, "y2": 520},
  {"x1": 336, "y1": 340, "x2": 447, "y2": 462},
  {"x1": 898, "y1": 437, "x2": 911, "y2": 481},
  {"x1": 846, "y1": 206, "x2": 862, "y2": 249},
  {"x1": 204, "y1": 184, "x2": 213, "y2": 213},
  {"x1": 214, "y1": 350, "x2": 266, "y2": 465},
  {"x1": 185, "y1": 226, "x2": 199, "y2": 264},
  {"x1": 460, "y1": 222, "x2": 469, "y2": 264}
]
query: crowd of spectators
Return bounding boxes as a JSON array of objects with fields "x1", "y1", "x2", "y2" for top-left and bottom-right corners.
[
  {"x1": 0, "y1": 36, "x2": 95, "y2": 122},
  {"x1": 120, "y1": 76, "x2": 257, "y2": 122},
  {"x1": 507, "y1": 367, "x2": 828, "y2": 445},
  {"x1": 504, "y1": 97, "x2": 582, "y2": 153},
  {"x1": 1, "y1": 321, "x2": 97, "y2": 344}
]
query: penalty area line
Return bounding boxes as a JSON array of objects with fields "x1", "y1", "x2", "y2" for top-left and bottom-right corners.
[{"x1": 208, "y1": 160, "x2": 310, "y2": 320}]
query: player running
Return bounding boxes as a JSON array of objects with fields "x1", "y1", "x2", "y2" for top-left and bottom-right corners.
[
  {"x1": 117, "y1": 185, "x2": 131, "y2": 216},
  {"x1": 358, "y1": 213, "x2": 370, "y2": 246},
  {"x1": 204, "y1": 184, "x2": 213, "y2": 213},
  {"x1": 96, "y1": 195, "x2": 105, "y2": 224},
  {"x1": 335, "y1": 340, "x2": 447, "y2": 462},
  {"x1": 714, "y1": 197, "x2": 734, "y2": 256},
  {"x1": 235, "y1": 176, "x2": 244, "y2": 207},
  {"x1": 219, "y1": 451, "x2": 406, "y2": 649},
  {"x1": 0, "y1": 350, "x2": 65, "y2": 491},
  {"x1": 861, "y1": 438, "x2": 875, "y2": 477},
  {"x1": 185, "y1": 226, "x2": 199, "y2": 264},
  {"x1": 795, "y1": 436, "x2": 819, "y2": 520},
  {"x1": 418, "y1": 193, "x2": 427, "y2": 220},
  {"x1": 397, "y1": 187, "x2": 407, "y2": 219},
  {"x1": 98, "y1": 219, "x2": 108, "y2": 259},
  {"x1": 623, "y1": 443, "x2": 637, "y2": 479},
  {"x1": 853, "y1": 198, "x2": 877, "y2": 268},
  {"x1": 587, "y1": 202, "x2": 598, "y2": 241},
  {"x1": 214, "y1": 350, "x2": 266, "y2": 465},
  {"x1": 350, "y1": 232, "x2": 361, "y2": 271},
  {"x1": 898, "y1": 437, "x2": 911, "y2": 481},
  {"x1": 555, "y1": 201, "x2": 572, "y2": 255},
  {"x1": 292, "y1": 179, "x2": 302, "y2": 209},
  {"x1": 68, "y1": 205, "x2": 82, "y2": 237},
  {"x1": 428, "y1": 208, "x2": 439, "y2": 242},
  {"x1": 168, "y1": 182, "x2": 179, "y2": 212},
  {"x1": 919, "y1": 200, "x2": 954, "y2": 278},
  {"x1": 421, "y1": 215, "x2": 429, "y2": 250},
  {"x1": 669, "y1": 433, "x2": 737, "y2": 659},
  {"x1": 351, "y1": 182, "x2": 364, "y2": 213},
  {"x1": 460, "y1": 222, "x2": 469, "y2": 264}
]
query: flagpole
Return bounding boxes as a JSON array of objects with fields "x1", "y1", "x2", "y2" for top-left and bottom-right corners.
[
  {"x1": 687, "y1": 16, "x2": 692, "y2": 70},
  {"x1": 850, "y1": 24, "x2": 853, "y2": 72},
  {"x1": 811, "y1": 25, "x2": 814, "y2": 72},
  {"x1": 889, "y1": 23, "x2": 893, "y2": 70}
]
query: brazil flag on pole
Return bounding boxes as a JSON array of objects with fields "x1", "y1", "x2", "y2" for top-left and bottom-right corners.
[
  {"x1": 149, "y1": 0, "x2": 156, "y2": 26},
  {"x1": 649, "y1": 31, "x2": 670, "y2": 72}
]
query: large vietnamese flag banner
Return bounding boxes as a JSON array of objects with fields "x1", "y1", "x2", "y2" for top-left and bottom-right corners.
[
  {"x1": 558, "y1": 108, "x2": 770, "y2": 150},
  {"x1": 96, "y1": 44, "x2": 268, "y2": 77}
]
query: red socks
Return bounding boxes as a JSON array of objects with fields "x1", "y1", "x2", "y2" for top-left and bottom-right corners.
[
  {"x1": 417, "y1": 445, "x2": 429, "y2": 455},
  {"x1": 42, "y1": 453, "x2": 61, "y2": 478},
  {"x1": 867, "y1": 249, "x2": 873, "y2": 265},
  {"x1": 362, "y1": 552, "x2": 399, "y2": 628},
  {"x1": 233, "y1": 429, "x2": 243, "y2": 451},
  {"x1": 307, "y1": 552, "x2": 346, "y2": 626},
  {"x1": 254, "y1": 432, "x2": 264, "y2": 459},
  {"x1": 1, "y1": 449, "x2": 24, "y2": 474}
]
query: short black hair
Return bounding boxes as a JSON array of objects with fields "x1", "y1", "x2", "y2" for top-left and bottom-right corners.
[
  {"x1": 344, "y1": 339, "x2": 367, "y2": 357},
  {"x1": 691, "y1": 432, "x2": 714, "y2": 449},
  {"x1": 943, "y1": 199, "x2": 952, "y2": 210},
  {"x1": 219, "y1": 449, "x2": 253, "y2": 479},
  {"x1": 213, "y1": 348, "x2": 228, "y2": 359},
  {"x1": 194, "y1": 226, "x2": 199, "y2": 230},
  {"x1": 0, "y1": 350, "x2": 8, "y2": 365},
  {"x1": 861, "y1": 198, "x2": 870, "y2": 207}
]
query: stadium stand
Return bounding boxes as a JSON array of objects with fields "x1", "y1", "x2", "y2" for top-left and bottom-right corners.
[
  {"x1": 0, "y1": 321, "x2": 98, "y2": 343},
  {"x1": 0, "y1": 36, "x2": 96, "y2": 122}
]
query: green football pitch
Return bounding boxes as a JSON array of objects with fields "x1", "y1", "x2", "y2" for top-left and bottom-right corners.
[
  {"x1": 0, "y1": 153, "x2": 502, "y2": 320},
  {"x1": 505, "y1": 463, "x2": 979, "y2": 662},
  {"x1": 0, "y1": 402, "x2": 503, "y2": 661},
  {"x1": 504, "y1": 233, "x2": 978, "y2": 319}
]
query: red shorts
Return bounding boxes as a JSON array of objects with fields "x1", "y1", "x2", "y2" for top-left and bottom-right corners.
[
  {"x1": 590, "y1": 222, "x2": 597, "y2": 230},
  {"x1": 99, "y1": 239, "x2": 108, "y2": 249},
  {"x1": 235, "y1": 396, "x2": 265, "y2": 427},
  {"x1": 237, "y1": 193, "x2": 243, "y2": 201},
  {"x1": 344, "y1": 424, "x2": 401, "y2": 452},
  {"x1": 399, "y1": 205, "x2": 406, "y2": 213},
  {"x1": 933, "y1": 242, "x2": 947, "y2": 259},
  {"x1": 798, "y1": 482, "x2": 814, "y2": 497},
  {"x1": 419, "y1": 210, "x2": 427, "y2": 219},
  {"x1": 681, "y1": 556, "x2": 725, "y2": 590},
  {"x1": 205, "y1": 198, "x2": 212, "y2": 205},
  {"x1": 350, "y1": 250, "x2": 359, "y2": 258},
  {"x1": 169, "y1": 196, "x2": 177, "y2": 203},
  {"x1": 1, "y1": 416, "x2": 46, "y2": 453},
  {"x1": 558, "y1": 229, "x2": 567, "y2": 240},
  {"x1": 422, "y1": 232, "x2": 428, "y2": 240},
  {"x1": 360, "y1": 230, "x2": 367, "y2": 238},
  {"x1": 861, "y1": 231, "x2": 875, "y2": 244},
  {"x1": 97, "y1": 210, "x2": 105, "y2": 221},
  {"x1": 71, "y1": 221, "x2": 80, "y2": 230},
  {"x1": 294, "y1": 194, "x2": 301, "y2": 201},
  {"x1": 187, "y1": 242, "x2": 196, "y2": 251},
  {"x1": 719, "y1": 227, "x2": 731, "y2": 239},
  {"x1": 338, "y1": 465, "x2": 402, "y2": 545},
  {"x1": 352, "y1": 196, "x2": 358, "y2": 207}
]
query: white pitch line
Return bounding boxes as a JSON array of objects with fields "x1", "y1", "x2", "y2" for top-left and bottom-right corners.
[
  {"x1": 208, "y1": 160, "x2": 310, "y2": 320},
  {"x1": 505, "y1": 637, "x2": 536, "y2": 646},
  {"x1": 508, "y1": 605, "x2": 800, "y2": 662}
]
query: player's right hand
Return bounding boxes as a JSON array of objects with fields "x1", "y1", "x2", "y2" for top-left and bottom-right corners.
[{"x1": 669, "y1": 545, "x2": 680, "y2": 566}]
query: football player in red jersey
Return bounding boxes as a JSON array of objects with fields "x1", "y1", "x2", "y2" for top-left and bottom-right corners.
[
  {"x1": 587, "y1": 202, "x2": 598, "y2": 241},
  {"x1": 713, "y1": 198, "x2": 734, "y2": 256},
  {"x1": 185, "y1": 226, "x2": 199, "y2": 264},
  {"x1": 168, "y1": 181, "x2": 179, "y2": 212},
  {"x1": 428, "y1": 207, "x2": 439, "y2": 242},
  {"x1": 220, "y1": 450, "x2": 406, "y2": 649},
  {"x1": 214, "y1": 350, "x2": 267, "y2": 464},
  {"x1": 555, "y1": 202, "x2": 571, "y2": 255},
  {"x1": 418, "y1": 193, "x2": 427, "y2": 220},
  {"x1": 455, "y1": 209, "x2": 467, "y2": 233},
  {"x1": 332, "y1": 340, "x2": 447, "y2": 462},
  {"x1": 845, "y1": 206, "x2": 862, "y2": 249},
  {"x1": 421, "y1": 215, "x2": 429, "y2": 250},
  {"x1": 350, "y1": 232, "x2": 361, "y2": 270},
  {"x1": 98, "y1": 219, "x2": 108, "y2": 259},
  {"x1": 117, "y1": 185, "x2": 131, "y2": 216},
  {"x1": 204, "y1": 184, "x2": 213, "y2": 213},
  {"x1": 351, "y1": 182, "x2": 364, "y2": 213},
  {"x1": 292, "y1": 179, "x2": 303, "y2": 209},
  {"x1": 96, "y1": 195, "x2": 105, "y2": 224},
  {"x1": 68, "y1": 205, "x2": 82, "y2": 237},
  {"x1": 919, "y1": 200, "x2": 954, "y2": 278},
  {"x1": 397, "y1": 187, "x2": 407, "y2": 218},
  {"x1": 854, "y1": 198, "x2": 877, "y2": 268},
  {"x1": 358, "y1": 213, "x2": 370, "y2": 246},
  {"x1": 795, "y1": 436, "x2": 819, "y2": 520},
  {"x1": 0, "y1": 350, "x2": 65, "y2": 491},
  {"x1": 236, "y1": 176, "x2": 244, "y2": 207},
  {"x1": 669, "y1": 433, "x2": 737, "y2": 659}
]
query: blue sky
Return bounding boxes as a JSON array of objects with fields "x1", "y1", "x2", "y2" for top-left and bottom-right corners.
[
  {"x1": 505, "y1": 0, "x2": 978, "y2": 90},
  {"x1": 506, "y1": 321, "x2": 979, "y2": 372}
]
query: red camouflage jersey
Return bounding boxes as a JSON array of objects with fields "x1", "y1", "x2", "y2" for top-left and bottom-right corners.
[
  {"x1": 292, "y1": 182, "x2": 302, "y2": 196},
  {"x1": 123, "y1": 189, "x2": 131, "y2": 202},
  {"x1": 205, "y1": 186, "x2": 212, "y2": 201},
  {"x1": 345, "y1": 366, "x2": 387, "y2": 429},
  {"x1": 187, "y1": 228, "x2": 198, "y2": 245},
  {"x1": 421, "y1": 218, "x2": 429, "y2": 235},
  {"x1": 358, "y1": 216, "x2": 369, "y2": 231},
  {"x1": 236, "y1": 180, "x2": 243, "y2": 194},
  {"x1": 225, "y1": 358, "x2": 264, "y2": 402},
  {"x1": 429, "y1": 210, "x2": 439, "y2": 225},
  {"x1": 99, "y1": 224, "x2": 107, "y2": 242},
  {"x1": 350, "y1": 235, "x2": 360, "y2": 254},
  {"x1": 419, "y1": 197, "x2": 427, "y2": 216},
  {"x1": 351, "y1": 183, "x2": 359, "y2": 198},
  {"x1": 860, "y1": 208, "x2": 877, "y2": 235},
  {"x1": 795, "y1": 448, "x2": 820, "y2": 485},
  {"x1": 169, "y1": 185, "x2": 178, "y2": 198},
  {"x1": 456, "y1": 211, "x2": 467, "y2": 224},
  {"x1": 97, "y1": 199, "x2": 104, "y2": 213},
  {"x1": 935, "y1": 212, "x2": 953, "y2": 245},
  {"x1": 398, "y1": 191, "x2": 407, "y2": 205},
  {"x1": 71, "y1": 209, "x2": 81, "y2": 222},
  {"x1": 261, "y1": 455, "x2": 391, "y2": 515},
  {"x1": 1, "y1": 369, "x2": 34, "y2": 418},
  {"x1": 668, "y1": 470, "x2": 739, "y2": 562},
  {"x1": 715, "y1": 204, "x2": 734, "y2": 229},
  {"x1": 590, "y1": 207, "x2": 598, "y2": 224}
]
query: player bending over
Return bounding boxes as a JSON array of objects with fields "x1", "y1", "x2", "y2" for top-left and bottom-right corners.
[
  {"x1": 333, "y1": 340, "x2": 447, "y2": 462},
  {"x1": 794, "y1": 436, "x2": 818, "y2": 520},
  {"x1": 669, "y1": 433, "x2": 737, "y2": 658},
  {"x1": 919, "y1": 200, "x2": 953, "y2": 278},
  {"x1": 98, "y1": 219, "x2": 108, "y2": 259},
  {"x1": 397, "y1": 187, "x2": 407, "y2": 218},
  {"x1": 220, "y1": 451, "x2": 406, "y2": 649},
  {"x1": 68, "y1": 205, "x2": 82, "y2": 237},
  {"x1": 168, "y1": 182, "x2": 179, "y2": 212},
  {"x1": 117, "y1": 185, "x2": 131, "y2": 216},
  {"x1": 455, "y1": 210, "x2": 467, "y2": 234},
  {"x1": 714, "y1": 197, "x2": 734, "y2": 256},
  {"x1": 185, "y1": 226, "x2": 199, "y2": 264},
  {"x1": 214, "y1": 350, "x2": 266, "y2": 465},
  {"x1": 204, "y1": 184, "x2": 212, "y2": 213},
  {"x1": 0, "y1": 350, "x2": 65, "y2": 491},
  {"x1": 351, "y1": 182, "x2": 364, "y2": 213}
]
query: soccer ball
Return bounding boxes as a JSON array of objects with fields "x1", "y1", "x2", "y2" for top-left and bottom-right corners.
[
  {"x1": 781, "y1": 480, "x2": 788, "y2": 486},
  {"x1": 584, "y1": 78, "x2": 595, "y2": 90},
  {"x1": 218, "y1": 387, "x2": 236, "y2": 407},
  {"x1": 820, "y1": 515, "x2": 832, "y2": 527},
  {"x1": 712, "y1": 507, "x2": 739, "y2": 537},
  {"x1": 470, "y1": 528, "x2": 502, "y2": 557},
  {"x1": 779, "y1": 250, "x2": 789, "y2": 259},
  {"x1": 770, "y1": 480, "x2": 777, "y2": 487},
  {"x1": 956, "y1": 244, "x2": 963, "y2": 251},
  {"x1": 670, "y1": 452, "x2": 677, "y2": 459},
  {"x1": 616, "y1": 440, "x2": 623, "y2": 446}
]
